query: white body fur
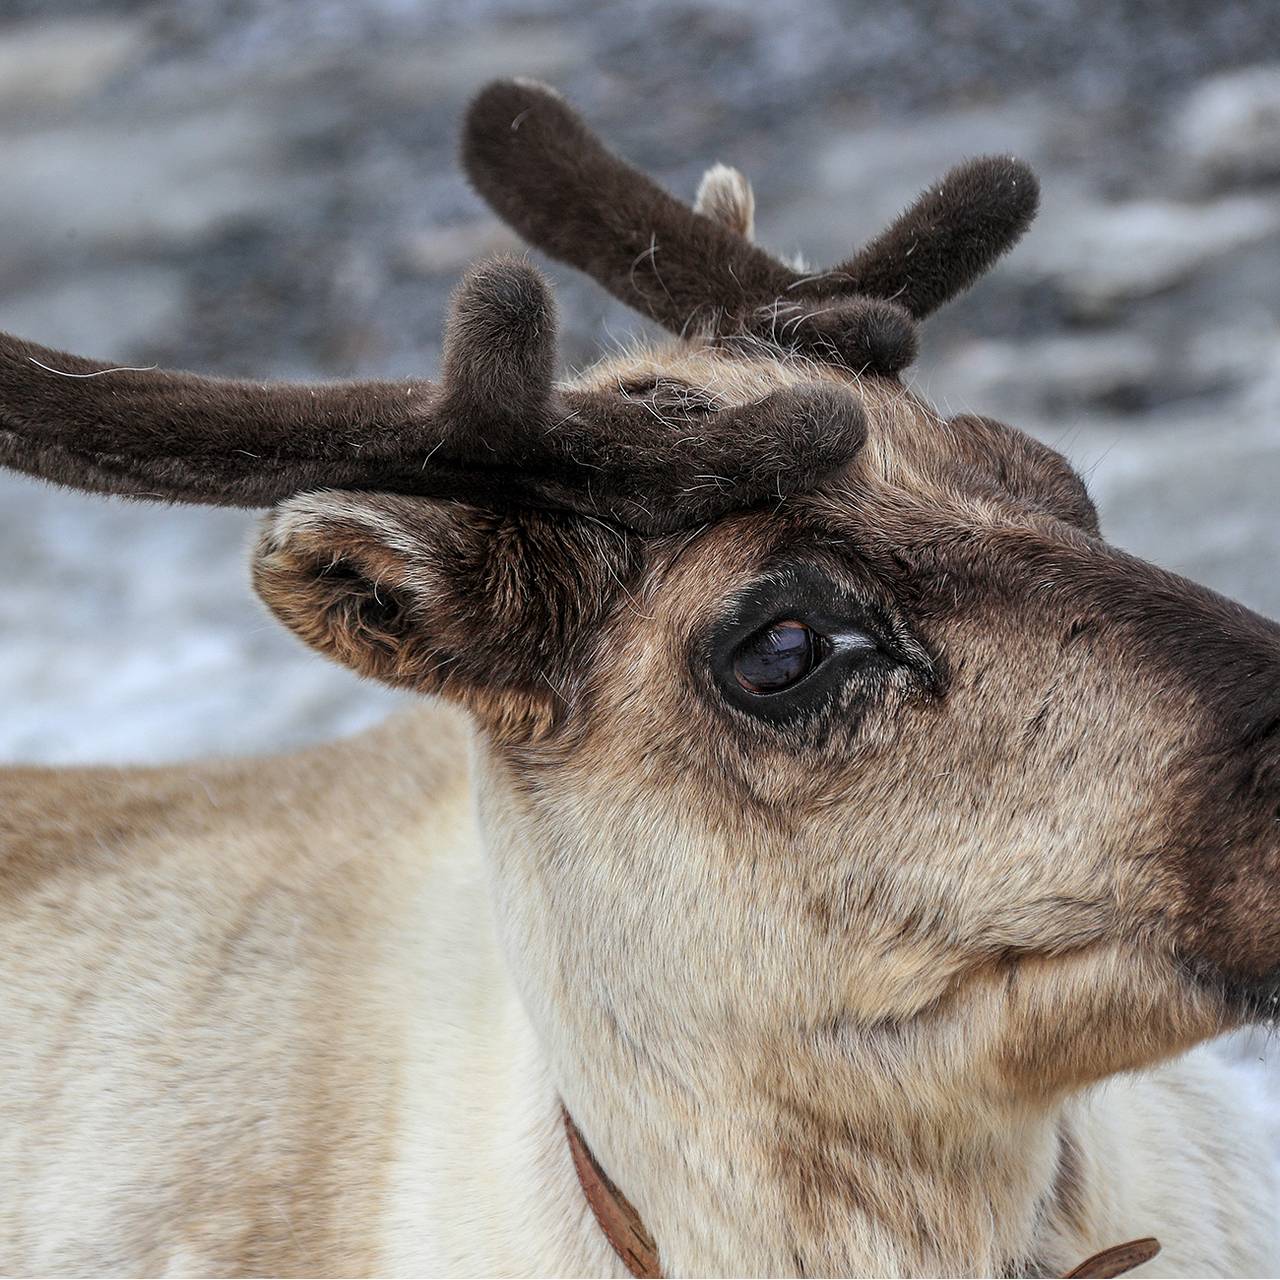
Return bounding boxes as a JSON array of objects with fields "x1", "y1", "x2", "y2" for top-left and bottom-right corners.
[{"x1": 1, "y1": 703, "x2": 1275, "y2": 1277}]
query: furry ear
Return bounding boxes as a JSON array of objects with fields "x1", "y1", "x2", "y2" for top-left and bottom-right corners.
[
  {"x1": 252, "y1": 491, "x2": 640, "y2": 739},
  {"x1": 948, "y1": 414, "x2": 1100, "y2": 534}
]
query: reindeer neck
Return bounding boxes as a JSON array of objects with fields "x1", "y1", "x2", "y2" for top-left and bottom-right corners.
[
  {"x1": 470, "y1": 762, "x2": 1067, "y2": 1276},
  {"x1": 544, "y1": 1021, "x2": 1065, "y2": 1277}
]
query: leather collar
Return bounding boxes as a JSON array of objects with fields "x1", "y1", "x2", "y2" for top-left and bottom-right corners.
[
  {"x1": 562, "y1": 1108, "x2": 1159, "y2": 1279},
  {"x1": 564, "y1": 1107, "x2": 660, "y2": 1278}
]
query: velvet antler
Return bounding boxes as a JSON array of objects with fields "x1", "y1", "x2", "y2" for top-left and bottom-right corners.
[
  {"x1": 0, "y1": 258, "x2": 864, "y2": 535},
  {"x1": 463, "y1": 80, "x2": 1039, "y2": 376}
]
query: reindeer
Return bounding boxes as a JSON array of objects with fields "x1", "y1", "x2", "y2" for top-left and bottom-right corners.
[{"x1": 0, "y1": 79, "x2": 1277, "y2": 1279}]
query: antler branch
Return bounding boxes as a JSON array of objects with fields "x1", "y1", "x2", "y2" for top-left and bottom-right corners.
[
  {"x1": 825, "y1": 155, "x2": 1040, "y2": 319},
  {"x1": 463, "y1": 80, "x2": 1039, "y2": 374},
  {"x1": 0, "y1": 258, "x2": 865, "y2": 534}
]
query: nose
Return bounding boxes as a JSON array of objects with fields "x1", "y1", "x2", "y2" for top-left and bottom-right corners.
[{"x1": 1160, "y1": 601, "x2": 1280, "y2": 998}]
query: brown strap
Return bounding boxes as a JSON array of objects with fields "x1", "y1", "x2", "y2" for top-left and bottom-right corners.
[
  {"x1": 1061, "y1": 1236, "x2": 1161, "y2": 1278},
  {"x1": 563, "y1": 1108, "x2": 661, "y2": 1279},
  {"x1": 562, "y1": 1106, "x2": 1159, "y2": 1279}
]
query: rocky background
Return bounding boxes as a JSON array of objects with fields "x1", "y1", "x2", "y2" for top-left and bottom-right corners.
[{"x1": 0, "y1": 0, "x2": 1277, "y2": 764}]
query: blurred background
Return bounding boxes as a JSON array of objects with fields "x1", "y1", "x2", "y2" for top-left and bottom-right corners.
[{"x1": 0, "y1": 0, "x2": 1277, "y2": 764}]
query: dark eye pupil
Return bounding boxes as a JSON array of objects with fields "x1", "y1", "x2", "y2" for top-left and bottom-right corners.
[{"x1": 734, "y1": 621, "x2": 816, "y2": 694}]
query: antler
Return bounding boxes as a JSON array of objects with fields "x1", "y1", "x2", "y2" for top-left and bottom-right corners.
[
  {"x1": 0, "y1": 258, "x2": 864, "y2": 535},
  {"x1": 463, "y1": 80, "x2": 1039, "y2": 376}
]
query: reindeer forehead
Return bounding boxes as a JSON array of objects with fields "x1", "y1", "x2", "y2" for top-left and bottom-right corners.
[
  {"x1": 578, "y1": 344, "x2": 981, "y2": 504},
  {"x1": 578, "y1": 342, "x2": 839, "y2": 402},
  {"x1": 573, "y1": 350, "x2": 1098, "y2": 613}
]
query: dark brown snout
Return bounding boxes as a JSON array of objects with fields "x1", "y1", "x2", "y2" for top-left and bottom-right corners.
[
  {"x1": 1165, "y1": 609, "x2": 1280, "y2": 1004},
  {"x1": 1111, "y1": 559, "x2": 1280, "y2": 1004}
]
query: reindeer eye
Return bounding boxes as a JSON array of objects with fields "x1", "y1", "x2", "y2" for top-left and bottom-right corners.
[{"x1": 733, "y1": 621, "x2": 824, "y2": 694}]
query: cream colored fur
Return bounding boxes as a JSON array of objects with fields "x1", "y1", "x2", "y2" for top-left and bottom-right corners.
[
  {"x1": 694, "y1": 164, "x2": 756, "y2": 240},
  {"x1": 0, "y1": 701, "x2": 1275, "y2": 1277}
]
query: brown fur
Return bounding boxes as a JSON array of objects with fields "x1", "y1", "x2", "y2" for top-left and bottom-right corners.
[{"x1": 0, "y1": 711, "x2": 475, "y2": 1274}]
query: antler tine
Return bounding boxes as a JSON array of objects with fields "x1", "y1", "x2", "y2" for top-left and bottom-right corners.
[
  {"x1": 443, "y1": 263, "x2": 871, "y2": 533},
  {"x1": 440, "y1": 255, "x2": 555, "y2": 426},
  {"x1": 0, "y1": 259, "x2": 564, "y2": 512},
  {"x1": 813, "y1": 155, "x2": 1040, "y2": 320},
  {"x1": 463, "y1": 79, "x2": 796, "y2": 339},
  {"x1": 0, "y1": 256, "x2": 866, "y2": 534},
  {"x1": 463, "y1": 79, "x2": 1039, "y2": 372},
  {"x1": 694, "y1": 164, "x2": 755, "y2": 241},
  {"x1": 0, "y1": 331, "x2": 447, "y2": 508}
]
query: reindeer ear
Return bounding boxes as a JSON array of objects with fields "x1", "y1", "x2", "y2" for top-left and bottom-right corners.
[{"x1": 252, "y1": 491, "x2": 638, "y2": 737}]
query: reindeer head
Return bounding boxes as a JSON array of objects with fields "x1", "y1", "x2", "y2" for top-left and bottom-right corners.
[{"x1": 2, "y1": 78, "x2": 1277, "y2": 1272}]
